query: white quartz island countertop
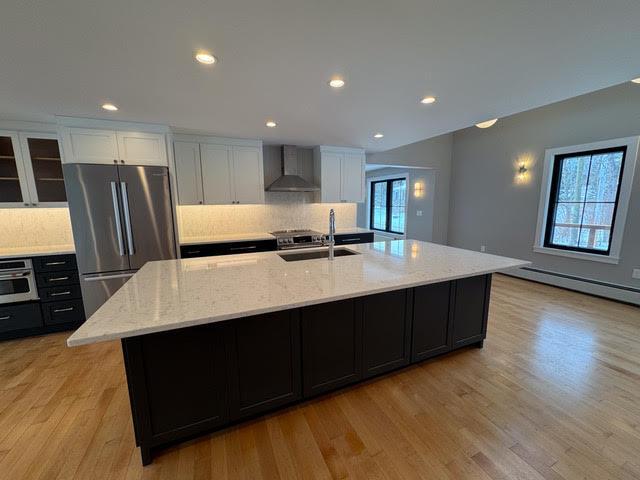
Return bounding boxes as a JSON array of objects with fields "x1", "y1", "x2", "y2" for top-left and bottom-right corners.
[{"x1": 67, "y1": 240, "x2": 529, "y2": 347}]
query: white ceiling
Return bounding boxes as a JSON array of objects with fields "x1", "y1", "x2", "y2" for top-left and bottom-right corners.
[{"x1": 1, "y1": 0, "x2": 639, "y2": 152}]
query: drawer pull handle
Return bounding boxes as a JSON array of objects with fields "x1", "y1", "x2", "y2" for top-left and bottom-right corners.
[
  {"x1": 50, "y1": 291, "x2": 71, "y2": 297},
  {"x1": 341, "y1": 238, "x2": 360, "y2": 242},
  {"x1": 187, "y1": 250, "x2": 201, "y2": 254},
  {"x1": 53, "y1": 307, "x2": 74, "y2": 313},
  {"x1": 229, "y1": 245, "x2": 257, "y2": 251},
  {"x1": 0, "y1": 315, "x2": 11, "y2": 321},
  {"x1": 45, "y1": 261, "x2": 67, "y2": 266},
  {"x1": 49, "y1": 276, "x2": 70, "y2": 282}
]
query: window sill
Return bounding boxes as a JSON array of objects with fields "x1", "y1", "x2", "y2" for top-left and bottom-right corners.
[{"x1": 532, "y1": 245, "x2": 620, "y2": 264}]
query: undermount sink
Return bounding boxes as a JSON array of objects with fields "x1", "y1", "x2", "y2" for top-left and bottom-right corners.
[{"x1": 278, "y1": 248, "x2": 360, "y2": 262}]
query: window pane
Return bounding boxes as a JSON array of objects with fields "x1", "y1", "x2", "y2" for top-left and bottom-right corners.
[
  {"x1": 552, "y1": 226, "x2": 580, "y2": 247},
  {"x1": 391, "y1": 179, "x2": 406, "y2": 207},
  {"x1": 371, "y1": 181, "x2": 387, "y2": 230},
  {"x1": 553, "y1": 203, "x2": 583, "y2": 227},
  {"x1": 585, "y1": 152, "x2": 623, "y2": 202},
  {"x1": 390, "y1": 206, "x2": 405, "y2": 233},
  {"x1": 579, "y1": 203, "x2": 614, "y2": 251},
  {"x1": 557, "y1": 155, "x2": 590, "y2": 202}
]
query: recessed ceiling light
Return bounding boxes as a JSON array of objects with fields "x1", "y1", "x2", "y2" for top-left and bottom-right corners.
[
  {"x1": 632, "y1": 77, "x2": 640, "y2": 84},
  {"x1": 373, "y1": 133, "x2": 384, "y2": 139},
  {"x1": 195, "y1": 51, "x2": 217, "y2": 65},
  {"x1": 101, "y1": 103, "x2": 118, "y2": 111},
  {"x1": 475, "y1": 118, "x2": 498, "y2": 129},
  {"x1": 328, "y1": 77, "x2": 345, "y2": 88},
  {"x1": 266, "y1": 121, "x2": 277, "y2": 128},
  {"x1": 420, "y1": 96, "x2": 436, "y2": 104}
]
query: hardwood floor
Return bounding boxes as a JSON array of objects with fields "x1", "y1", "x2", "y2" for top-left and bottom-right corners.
[{"x1": 1, "y1": 274, "x2": 639, "y2": 479}]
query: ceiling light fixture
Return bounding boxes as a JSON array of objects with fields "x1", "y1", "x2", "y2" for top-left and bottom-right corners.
[
  {"x1": 101, "y1": 103, "x2": 118, "y2": 111},
  {"x1": 328, "y1": 77, "x2": 345, "y2": 88},
  {"x1": 632, "y1": 77, "x2": 640, "y2": 84},
  {"x1": 266, "y1": 121, "x2": 277, "y2": 128},
  {"x1": 420, "y1": 96, "x2": 436, "y2": 104},
  {"x1": 373, "y1": 133, "x2": 384, "y2": 139},
  {"x1": 195, "y1": 51, "x2": 217, "y2": 65},
  {"x1": 475, "y1": 118, "x2": 498, "y2": 129}
]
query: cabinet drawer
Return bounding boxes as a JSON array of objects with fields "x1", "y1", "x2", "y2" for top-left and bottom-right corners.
[
  {"x1": 0, "y1": 302, "x2": 43, "y2": 333},
  {"x1": 334, "y1": 233, "x2": 374, "y2": 245},
  {"x1": 41, "y1": 299, "x2": 85, "y2": 326},
  {"x1": 39, "y1": 284, "x2": 82, "y2": 303},
  {"x1": 32, "y1": 255, "x2": 77, "y2": 273},
  {"x1": 36, "y1": 270, "x2": 79, "y2": 288},
  {"x1": 180, "y1": 239, "x2": 277, "y2": 258}
]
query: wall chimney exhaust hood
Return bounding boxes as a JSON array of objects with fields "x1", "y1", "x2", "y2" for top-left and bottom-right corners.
[{"x1": 266, "y1": 145, "x2": 319, "y2": 192}]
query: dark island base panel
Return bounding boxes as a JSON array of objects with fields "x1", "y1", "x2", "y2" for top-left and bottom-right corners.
[{"x1": 122, "y1": 274, "x2": 492, "y2": 465}]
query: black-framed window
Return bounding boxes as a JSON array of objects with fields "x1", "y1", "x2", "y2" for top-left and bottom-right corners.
[
  {"x1": 544, "y1": 146, "x2": 626, "y2": 255},
  {"x1": 370, "y1": 178, "x2": 406, "y2": 234}
]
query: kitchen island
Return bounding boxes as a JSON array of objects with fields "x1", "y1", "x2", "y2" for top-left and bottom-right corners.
[{"x1": 67, "y1": 240, "x2": 528, "y2": 464}]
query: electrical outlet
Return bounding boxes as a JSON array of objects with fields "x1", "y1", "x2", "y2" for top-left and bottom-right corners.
[
  {"x1": 416, "y1": 210, "x2": 423, "y2": 217},
  {"x1": 633, "y1": 269, "x2": 640, "y2": 279},
  {"x1": 480, "y1": 245, "x2": 486, "y2": 252}
]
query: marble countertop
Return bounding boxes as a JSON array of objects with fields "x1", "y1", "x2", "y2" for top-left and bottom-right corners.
[
  {"x1": 0, "y1": 244, "x2": 76, "y2": 259},
  {"x1": 180, "y1": 233, "x2": 275, "y2": 245},
  {"x1": 68, "y1": 240, "x2": 529, "y2": 347},
  {"x1": 179, "y1": 228, "x2": 373, "y2": 246}
]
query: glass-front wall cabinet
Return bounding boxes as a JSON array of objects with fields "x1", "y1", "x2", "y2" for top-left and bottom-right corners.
[
  {"x1": 21, "y1": 134, "x2": 66, "y2": 204},
  {"x1": 0, "y1": 130, "x2": 66, "y2": 207}
]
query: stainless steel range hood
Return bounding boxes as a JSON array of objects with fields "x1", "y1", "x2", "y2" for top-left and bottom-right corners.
[{"x1": 266, "y1": 145, "x2": 319, "y2": 192}]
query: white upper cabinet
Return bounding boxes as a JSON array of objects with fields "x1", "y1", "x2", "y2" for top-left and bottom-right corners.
[
  {"x1": 201, "y1": 144, "x2": 233, "y2": 205},
  {"x1": 173, "y1": 142, "x2": 203, "y2": 205},
  {"x1": 60, "y1": 128, "x2": 118, "y2": 164},
  {"x1": 60, "y1": 127, "x2": 167, "y2": 166},
  {"x1": 340, "y1": 153, "x2": 365, "y2": 202},
  {"x1": 174, "y1": 136, "x2": 264, "y2": 206},
  {"x1": 232, "y1": 146, "x2": 265, "y2": 204},
  {"x1": 314, "y1": 146, "x2": 366, "y2": 203},
  {"x1": 117, "y1": 131, "x2": 167, "y2": 166}
]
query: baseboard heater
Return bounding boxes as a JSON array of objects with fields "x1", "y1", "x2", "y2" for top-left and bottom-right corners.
[{"x1": 506, "y1": 266, "x2": 640, "y2": 305}]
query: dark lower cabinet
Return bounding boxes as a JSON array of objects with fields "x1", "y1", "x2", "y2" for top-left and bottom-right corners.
[
  {"x1": 124, "y1": 324, "x2": 229, "y2": 452},
  {"x1": 0, "y1": 302, "x2": 43, "y2": 334},
  {"x1": 301, "y1": 299, "x2": 362, "y2": 397},
  {"x1": 452, "y1": 275, "x2": 491, "y2": 348},
  {"x1": 227, "y1": 310, "x2": 301, "y2": 419},
  {"x1": 334, "y1": 232, "x2": 374, "y2": 246},
  {"x1": 180, "y1": 239, "x2": 277, "y2": 258},
  {"x1": 123, "y1": 275, "x2": 493, "y2": 465},
  {"x1": 412, "y1": 282, "x2": 453, "y2": 361},
  {"x1": 362, "y1": 290, "x2": 412, "y2": 378}
]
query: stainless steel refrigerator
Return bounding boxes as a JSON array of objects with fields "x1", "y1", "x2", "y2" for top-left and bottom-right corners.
[{"x1": 63, "y1": 164, "x2": 176, "y2": 317}]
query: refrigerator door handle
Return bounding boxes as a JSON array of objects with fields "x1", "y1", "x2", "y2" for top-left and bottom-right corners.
[
  {"x1": 84, "y1": 272, "x2": 136, "y2": 282},
  {"x1": 110, "y1": 182, "x2": 126, "y2": 256},
  {"x1": 120, "y1": 182, "x2": 135, "y2": 256}
]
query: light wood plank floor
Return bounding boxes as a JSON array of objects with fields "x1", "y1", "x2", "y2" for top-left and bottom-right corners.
[{"x1": 1, "y1": 274, "x2": 640, "y2": 479}]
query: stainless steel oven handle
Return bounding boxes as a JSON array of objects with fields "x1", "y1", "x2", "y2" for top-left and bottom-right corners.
[
  {"x1": 0, "y1": 271, "x2": 31, "y2": 280},
  {"x1": 120, "y1": 182, "x2": 135, "y2": 256},
  {"x1": 229, "y1": 245, "x2": 257, "y2": 251},
  {"x1": 111, "y1": 182, "x2": 125, "y2": 256}
]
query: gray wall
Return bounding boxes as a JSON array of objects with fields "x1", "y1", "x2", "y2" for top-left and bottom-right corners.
[
  {"x1": 366, "y1": 133, "x2": 453, "y2": 244},
  {"x1": 357, "y1": 167, "x2": 436, "y2": 242},
  {"x1": 449, "y1": 82, "x2": 640, "y2": 287}
]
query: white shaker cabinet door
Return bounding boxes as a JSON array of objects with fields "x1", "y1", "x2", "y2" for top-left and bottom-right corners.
[
  {"x1": 340, "y1": 153, "x2": 365, "y2": 202},
  {"x1": 173, "y1": 141, "x2": 203, "y2": 205},
  {"x1": 320, "y1": 152, "x2": 342, "y2": 203},
  {"x1": 231, "y1": 146, "x2": 264, "y2": 204},
  {"x1": 200, "y1": 144, "x2": 233, "y2": 204},
  {"x1": 116, "y1": 131, "x2": 167, "y2": 166},
  {"x1": 60, "y1": 128, "x2": 119, "y2": 165}
]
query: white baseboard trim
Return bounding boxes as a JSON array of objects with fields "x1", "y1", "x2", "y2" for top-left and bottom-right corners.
[{"x1": 506, "y1": 267, "x2": 640, "y2": 306}]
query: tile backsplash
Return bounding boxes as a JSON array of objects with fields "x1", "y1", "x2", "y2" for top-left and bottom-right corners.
[
  {"x1": 0, "y1": 208, "x2": 74, "y2": 248},
  {"x1": 178, "y1": 202, "x2": 357, "y2": 239}
]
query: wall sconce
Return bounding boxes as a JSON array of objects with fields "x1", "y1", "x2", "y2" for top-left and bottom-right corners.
[
  {"x1": 413, "y1": 181, "x2": 425, "y2": 198},
  {"x1": 516, "y1": 164, "x2": 528, "y2": 183}
]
